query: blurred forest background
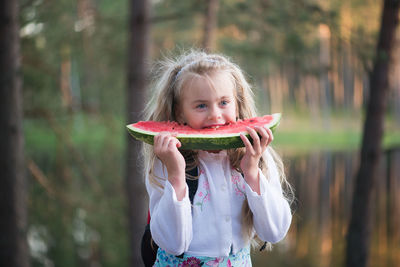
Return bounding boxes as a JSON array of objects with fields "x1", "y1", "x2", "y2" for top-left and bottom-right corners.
[{"x1": 6, "y1": 0, "x2": 400, "y2": 266}]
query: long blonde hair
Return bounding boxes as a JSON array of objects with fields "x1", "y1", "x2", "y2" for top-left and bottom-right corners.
[{"x1": 143, "y1": 50, "x2": 294, "y2": 247}]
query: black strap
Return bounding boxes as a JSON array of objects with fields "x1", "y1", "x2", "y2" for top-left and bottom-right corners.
[
  {"x1": 177, "y1": 167, "x2": 198, "y2": 259},
  {"x1": 260, "y1": 242, "x2": 267, "y2": 251},
  {"x1": 141, "y1": 224, "x2": 158, "y2": 267},
  {"x1": 185, "y1": 167, "x2": 199, "y2": 203}
]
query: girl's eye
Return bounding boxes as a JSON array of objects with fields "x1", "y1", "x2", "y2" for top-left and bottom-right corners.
[
  {"x1": 220, "y1": 100, "x2": 228, "y2": 106},
  {"x1": 196, "y1": 103, "x2": 206, "y2": 109}
]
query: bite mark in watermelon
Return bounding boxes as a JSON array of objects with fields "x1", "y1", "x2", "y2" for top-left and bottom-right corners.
[{"x1": 126, "y1": 113, "x2": 281, "y2": 150}]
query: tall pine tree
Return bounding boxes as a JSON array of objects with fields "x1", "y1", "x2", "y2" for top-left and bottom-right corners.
[
  {"x1": 125, "y1": 0, "x2": 151, "y2": 266},
  {"x1": 0, "y1": 0, "x2": 29, "y2": 266},
  {"x1": 346, "y1": 0, "x2": 400, "y2": 266}
]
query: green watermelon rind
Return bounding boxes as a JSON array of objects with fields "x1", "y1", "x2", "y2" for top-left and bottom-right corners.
[{"x1": 126, "y1": 113, "x2": 281, "y2": 150}]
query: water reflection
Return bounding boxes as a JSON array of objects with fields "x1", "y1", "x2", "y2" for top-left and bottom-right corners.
[{"x1": 252, "y1": 148, "x2": 400, "y2": 267}]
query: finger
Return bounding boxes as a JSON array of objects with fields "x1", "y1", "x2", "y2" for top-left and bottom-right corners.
[
  {"x1": 153, "y1": 133, "x2": 163, "y2": 147},
  {"x1": 255, "y1": 126, "x2": 269, "y2": 148},
  {"x1": 153, "y1": 133, "x2": 165, "y2": 155},
  {"x1": 175, "y1": 136, "x2": 182, "y2": 148},
  {"x1": 247, "y1": 126, "x2": 261, "y2": 150},
  {"x1": 160, "y1": 133, "x2": 172, "y2": 148},
  {"x1": 265, "y1": 128, "x2": 274, "y2": 146},
  {"x1": 168, "y1": 137, "x2": 181, "y2": 149},
  {"x1": 240, "y1": 133, "x2": 255, "y2": 154},
  {"x1": 166, "y1": 138, "x2": 175, "y2": 149}
]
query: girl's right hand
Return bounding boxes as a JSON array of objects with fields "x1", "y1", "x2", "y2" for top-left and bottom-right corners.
[{"x1": 153, "y1": 132, "x2": 186, "y2": 199}]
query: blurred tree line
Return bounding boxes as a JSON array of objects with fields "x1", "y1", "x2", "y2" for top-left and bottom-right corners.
[
  {"x1": 21, "y1": 0, "x2": 400, "y2": 118},
  {"x1": 2, "y1": 0, "x2": 397, "y2": 266}
]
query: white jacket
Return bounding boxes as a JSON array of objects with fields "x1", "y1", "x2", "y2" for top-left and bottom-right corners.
[{"x1": 146, "y1": 149, "x2": 292, "y2": 257}]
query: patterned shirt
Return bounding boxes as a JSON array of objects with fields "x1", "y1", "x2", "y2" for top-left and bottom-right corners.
[{"x1": 146, "y1": 149, "x2": 292, "y2": 257}]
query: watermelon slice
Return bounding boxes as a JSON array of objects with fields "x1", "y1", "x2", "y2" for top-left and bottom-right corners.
[{"x1": 126, "y1": 113, "x2": 281, "y2": 150}]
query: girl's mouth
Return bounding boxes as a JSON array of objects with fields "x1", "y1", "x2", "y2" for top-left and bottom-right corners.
[{"x1": 203, "y1": 123, "x2": 228, "y2": 129}]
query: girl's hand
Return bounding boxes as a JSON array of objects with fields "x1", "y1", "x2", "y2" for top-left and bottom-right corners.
[
  {"x1": 239, "y1": 126, "x2": 274, "y2": 194},
  {"x1": 154, "y1": 132, "x2": 186, "y2": 200}
]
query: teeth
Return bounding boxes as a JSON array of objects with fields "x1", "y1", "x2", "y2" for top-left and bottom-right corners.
[{"x1": 205, "y1": 125, "x2": 220, "y2": 129}]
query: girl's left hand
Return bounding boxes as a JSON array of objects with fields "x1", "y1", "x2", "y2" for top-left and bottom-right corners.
[{"x1": 239, "y1": 126, "x2": 273, "y2": 192}]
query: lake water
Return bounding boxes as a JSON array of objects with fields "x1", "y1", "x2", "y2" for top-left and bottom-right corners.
[
  {"x1": 252, "y1": 148, "x2": 400, "y2": 267},
  {"x1": 27, "y1": 142, "x2": 400, "y2": 267}
]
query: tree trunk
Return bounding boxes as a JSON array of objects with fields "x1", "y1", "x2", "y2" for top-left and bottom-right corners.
[
  {"x1": 345, "y1": 0, "x2": 400, "y2": 266},
  {"x1": 0, "y1": 0, "x2": 29, "y2": 267},
  {"x1": 125, "y1": 0, "x2": 150, "y2": 266},
  {"x1": 202, "y1": 0, "x2": 219, "y2": 51}
]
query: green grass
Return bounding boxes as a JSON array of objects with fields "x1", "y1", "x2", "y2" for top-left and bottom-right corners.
[
  {"x1": 24, "y1": 111, "x2": 400, "y2": 155},
  {"x1": 24, "y1": 113, "x2": 125, "y2": 156},
  {"x1": 272, "y1": 111, "x2": 400, "y2": 153},
  {"x1": 274, "y1": 131, "x2": 360, "y2": 151}
]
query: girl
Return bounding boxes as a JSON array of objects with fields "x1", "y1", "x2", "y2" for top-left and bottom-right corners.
[{"x1": 143, "y1": 50, "x2": 293, "y2": 267}]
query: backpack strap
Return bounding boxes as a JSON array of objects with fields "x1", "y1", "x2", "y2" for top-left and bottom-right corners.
[{"x1": 185, "y1": 167, "x2": 199, "y2": 203}]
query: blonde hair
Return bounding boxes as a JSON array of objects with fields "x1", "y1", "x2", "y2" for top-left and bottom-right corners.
[{"x1": 143, "y1": 49, "x2": 294, "y2": 248}]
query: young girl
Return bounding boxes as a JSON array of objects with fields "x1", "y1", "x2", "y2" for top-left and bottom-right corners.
[{"x1": 143, "y1": 50, "x2": 293, "y2": 267}]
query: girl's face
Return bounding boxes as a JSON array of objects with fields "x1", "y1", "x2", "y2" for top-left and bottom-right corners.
[{"x1": 177, "y1": 71, "x2": 237, "y2": 129}]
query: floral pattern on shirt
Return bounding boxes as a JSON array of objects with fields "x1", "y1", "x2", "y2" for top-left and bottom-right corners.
[
  {"x1": 194, "y1": 169, "x2": 210, "y2": 212},
  {"x1": 231, "y1": 172, "x2": 246, "y2": 197}
]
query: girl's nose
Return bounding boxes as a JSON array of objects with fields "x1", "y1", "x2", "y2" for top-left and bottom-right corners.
[{"x1": 208, "y1": 106, "x2": 222, "y2": 120}]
